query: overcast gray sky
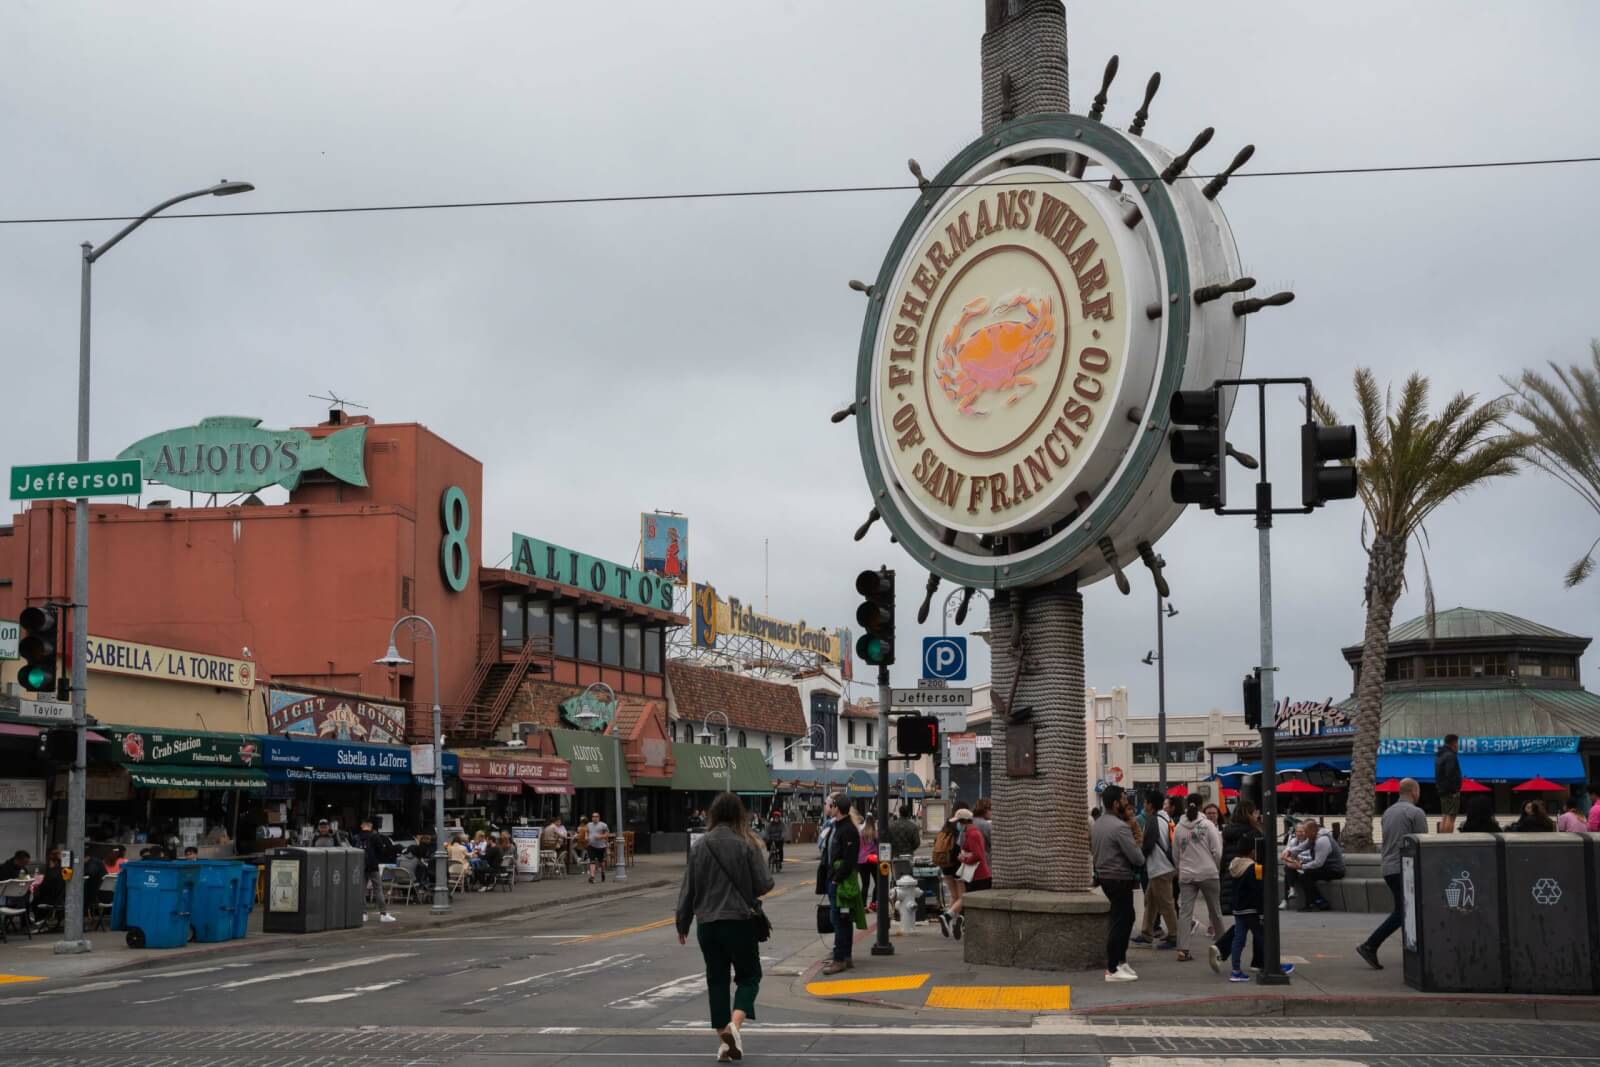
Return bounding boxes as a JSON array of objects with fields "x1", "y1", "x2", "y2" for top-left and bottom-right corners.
[{"x1": 4, "y1": 2, "x2": 1597, "y2": 720}]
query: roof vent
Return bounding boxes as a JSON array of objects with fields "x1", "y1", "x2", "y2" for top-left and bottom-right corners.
[{"x1": 147, "y1": 499, "x2": 172, "y2": 509}]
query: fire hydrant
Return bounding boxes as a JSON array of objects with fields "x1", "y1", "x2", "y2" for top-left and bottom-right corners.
[{"x1": 895, "y1": 875, "x2": 920, "y2": 934}]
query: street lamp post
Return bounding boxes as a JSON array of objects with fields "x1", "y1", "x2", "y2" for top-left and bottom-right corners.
[
  {"x1": 377, "y1": 615, "x2": 449, "y2": 914},
  {"x1": 574, "y1": 682, "x2": 623, "y2": 883},
  {"x1": 698, "y1": 710, "x2": 733, "y2": 794},
  {"x1": 802, "y1": 723, "x2": 833, "y2": 824},
  {"x1": 1095, "y1": 710, "x2": 1127, "y2": 803},
  {"x1": 57, "y1": 180, "x2": 254, "y2": 955},
  {"x1": 1142, "y1": 593, "x2": 1179, "y2": 798}
]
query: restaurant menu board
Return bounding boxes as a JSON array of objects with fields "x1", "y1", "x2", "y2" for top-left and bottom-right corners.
[
  {"x1": 269, "y1": 859, "x2": 300, "y2": 913},
  {"x1": 512, "y1": 827, "x2": 542, "y2": 883}
]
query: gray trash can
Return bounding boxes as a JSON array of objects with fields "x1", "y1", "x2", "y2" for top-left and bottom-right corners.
[
  {"x1": 1401, "y1": 832, "x2": 1503, "y2": 993},
  {"x1": 1502, "y1": 832, "x2": 1593, "y2": 994},
  {"x1": 338, "y1": 847, "x2": 365, "y2": 926},
  {"x1": 262, "y1": 847, "x2": 327, "y2": 934},
  {"x1": 324, "y1": 848, "x2": 347, "y2": 929}
]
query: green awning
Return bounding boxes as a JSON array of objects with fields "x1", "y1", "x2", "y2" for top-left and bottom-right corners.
[
  {"x1": 126, "y1": 765, "x2": 268, "y2": 791},
  {"x1": 670, "y1": 742, "x2": 771, "y2": 794},
  {"x1": 549, "y1": 728, "x2": 632, "y2": 789}
]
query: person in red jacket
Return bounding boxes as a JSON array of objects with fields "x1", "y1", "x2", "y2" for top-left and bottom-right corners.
[{"x1": 958, "y1": 809, "x2": 991, "y2": 892}]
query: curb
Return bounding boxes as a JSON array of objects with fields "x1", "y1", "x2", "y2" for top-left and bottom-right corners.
[
  {"x1": 1074, "y1": 992, "x2": 1600, "y2": 1022},
  {"x1": 83, "y1": 877, "x2": 674, "y2": 978}
]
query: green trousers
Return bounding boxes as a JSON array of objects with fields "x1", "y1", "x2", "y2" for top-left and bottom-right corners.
[{"x1": 696, "y1": 919, "x2": 762, "y2": 1030}]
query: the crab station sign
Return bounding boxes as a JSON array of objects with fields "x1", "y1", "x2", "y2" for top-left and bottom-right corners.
[
  {"x1": 878, "y1": 167, "x2": 1154, "y2": 531},
  {"x1": 855, "y1": 116, "x2": 1248, "y2": 590}
]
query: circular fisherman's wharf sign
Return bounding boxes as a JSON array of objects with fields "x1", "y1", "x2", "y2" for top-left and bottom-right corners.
[{"x1": 874, "y1": 165, "x2": 1157, "y2": 536}]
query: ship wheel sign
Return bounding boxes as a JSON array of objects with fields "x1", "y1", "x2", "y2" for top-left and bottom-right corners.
[{"x1": 847, "y1": 59, "x2": 1288, "y2": 600}]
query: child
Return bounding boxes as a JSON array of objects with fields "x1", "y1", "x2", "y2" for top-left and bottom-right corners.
[{"x1": 1226, "y1": 837, "x2": 1294, "y2": 982}]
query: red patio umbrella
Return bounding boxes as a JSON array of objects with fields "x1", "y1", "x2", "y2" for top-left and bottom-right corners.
[
  {"x1": 1275, "y1": 778, "x2": 1325, "y2": 794},
  {"x1": 1222, "y1": 787, "x2": 1239, "y2": 798},
  {"x1": 1513, "y1": 776, "x2": 1563, "y2": 792},
  {"x1": 1460, "y1": 779, "x2": 1492, "y2": 793},
  {"x1": 1375, "y1": 778, "x2": 1401, "y2": 793},
  {"x1": 1166, "y1": 783, "x2": 1189, "y2": 797}
]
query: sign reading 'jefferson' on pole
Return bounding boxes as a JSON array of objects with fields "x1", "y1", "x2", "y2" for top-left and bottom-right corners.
[{"x1": 11, "y1": 460, "x2": 141, "y2": 501}]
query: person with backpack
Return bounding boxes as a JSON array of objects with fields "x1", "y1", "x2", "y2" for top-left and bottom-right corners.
[
  {"x1": 1131, "y1": 793, "x2": 1178, "y2": 949},
  {"x1": 1174, "y1": 795, "x2": 1223, "y2": 962},
  {"x1": 931, "y1": 813, "x2": 965, "y2": 939},
  {"x1": 353, "y1": 818, "x2": 398, "y2": 923}
]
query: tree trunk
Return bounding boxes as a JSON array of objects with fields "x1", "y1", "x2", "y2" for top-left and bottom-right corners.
[
  {"x1": 990, "y1": 579, "x2": 1091, "y2": 891},
  {"x1": 1341, "y1": 533, "x2": 1408, "y2": 853}
]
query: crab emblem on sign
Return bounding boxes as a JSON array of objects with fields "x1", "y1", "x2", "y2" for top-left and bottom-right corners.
[{"x1": 937, "y1": 293, "x2": 1057, "y2": 415}]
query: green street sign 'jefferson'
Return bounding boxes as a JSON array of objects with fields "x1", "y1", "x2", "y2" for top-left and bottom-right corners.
[{"x1": 119, "y1": 415, "x2": 368, "y2": 494}]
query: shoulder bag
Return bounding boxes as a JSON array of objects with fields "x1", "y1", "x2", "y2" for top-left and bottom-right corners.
[{"x1": 706, "y1": 842, "x2": 772, "y2": 942}]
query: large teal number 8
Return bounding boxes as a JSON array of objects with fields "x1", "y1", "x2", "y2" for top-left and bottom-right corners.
[{"x1": 440, "y1": 486, "x2": 471, "y2": 592}]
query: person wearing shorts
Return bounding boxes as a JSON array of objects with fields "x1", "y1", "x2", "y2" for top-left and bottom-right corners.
[
  {"x1": 585, "y1": 812, "x2": 611, "y2": 883},
  {"x1": 1434, "y1": 734, "x2": 1462, "y2": 834}
]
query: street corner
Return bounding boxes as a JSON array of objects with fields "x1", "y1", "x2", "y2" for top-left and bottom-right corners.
[
  {"x1": 0, "y1": 973, "x2": 45, "y2": 985},
  {"x1": 800, "y1": 960, "x2": 1071, "y2": 1014}
]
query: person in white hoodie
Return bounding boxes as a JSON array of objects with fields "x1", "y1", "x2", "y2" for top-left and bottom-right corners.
[{"x1": 1173, "y1": 795, "x2": 1224, "y2": 962}]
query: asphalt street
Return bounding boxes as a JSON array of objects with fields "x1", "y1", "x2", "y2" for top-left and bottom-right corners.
[{"x1": 2, "y1": 866, "x2": 1598, "y2": 1065}]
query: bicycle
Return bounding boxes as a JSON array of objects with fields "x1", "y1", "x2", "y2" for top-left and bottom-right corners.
[{"x1": 766, "y1": 839, "x2": 784, "y2": 874}]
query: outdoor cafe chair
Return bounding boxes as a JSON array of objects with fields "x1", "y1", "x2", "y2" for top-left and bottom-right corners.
[
  {"x1": 492, "y1": 854, "x2": 515, "y2": 892},
  {"x1": 0, "y1": 879, "x2": 30, "y2": 942}
]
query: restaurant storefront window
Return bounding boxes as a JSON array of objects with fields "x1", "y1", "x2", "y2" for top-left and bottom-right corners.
[
  {"x1": 553, "y1": 606, "x2": 576, "y2": 658},
  {"x1": 577, "y1": 612, "x2": 599, "y2": 662},
  {"x1": 526, "y1": 598, "x2": 550, "y2": 640},
  {"x1": 601, "y1": 618, "x2": 622, "y2": 666}
]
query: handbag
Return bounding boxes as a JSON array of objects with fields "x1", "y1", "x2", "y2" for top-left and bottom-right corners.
[
  {"x1": 817, "y1": 904, "x2": 834, "y2": 934},
  {"x1": 706, "y1": 842, "x2": 772, "y2": 942},
  {"x1": 956, "y1": 861, "x2": 979, "y2": 884}
]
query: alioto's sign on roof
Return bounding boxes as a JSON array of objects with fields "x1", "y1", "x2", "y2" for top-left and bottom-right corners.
[
  {"x1": 119, "y1": 416, "x2": 368, "y2": 495},
  {"x1": 511, "y1": 533, "x2": 674, "y2": 612}
]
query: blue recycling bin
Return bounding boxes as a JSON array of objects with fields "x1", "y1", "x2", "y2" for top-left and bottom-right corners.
[
  {"x1": 233, "y1": 863, "x2": 258, "y2": 939},
  {"x1": 112, "y1": 861, "x2": 199, "y2": 949},
  {"x1": 191, "y1": 861, "x2": 253, "y2": 943}
]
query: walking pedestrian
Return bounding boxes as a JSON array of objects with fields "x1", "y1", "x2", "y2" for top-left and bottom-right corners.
[
  {"x1": 888, "y1": 804, "x2": 921, "y2": 864},
  {"x1": 1225, "y1": 836, "x2": 1263, "y2": 982},
  {"x1": 1174, "y1": 795, "x2": 1223, "y2": 962},
  {"x1": 857, "y1": 813, "x2": 878, "y2": 913},
  {"x1": 1357, "y1": 777, "x2": 1426, "y2": 970},
  {"x1": 1131, "y1": 794, "x2": 1177, "y2": 950},
  {"x1": 1556, "y1": 797, "x2": 1587, "y2": 833},
  {"x1": 676, "y1": 791, "x2": 772, "y2": 1063},
  {"x1": 1588, "y1": 786, "x2": 1600, "y2": 831},
  {"x1": 1434, "y1": 733, "x2": 1462, "y2": 833},
  {"x1": 353, "y1": 819, "x2": 397, "y2": 923},
  {"x1": 932, "y1": 813, "x2": 964, "y2": 939},
  {"x1": 1211, "y1": 800, "x2": 1260, "y2": 971},
  {"x1": 1090, "y1": 785, "x2": 1145, "y2": 982},
  {"x1": 817, "y1": 793, "x2": 861, "y2": 975},
  {"x1": 585, "y1": 811, "x2": 611, "y2": 883},
  {"x1": 956, "y1": 807, "x2": 991, "y2": 895}
]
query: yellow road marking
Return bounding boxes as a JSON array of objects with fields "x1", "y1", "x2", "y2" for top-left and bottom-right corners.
[
  {"x1": 0, "y1": 975, "x2": 45, "y2": 985},
  {"x1": 806, "y1": 973, "x2": 931, "y2": 996},
  {"x1": 924, "y1": 984, "x2": 1071, "y2": 1011},
  {"x1": 561, "y1": 881, "x2": 802, "y2": 944}
]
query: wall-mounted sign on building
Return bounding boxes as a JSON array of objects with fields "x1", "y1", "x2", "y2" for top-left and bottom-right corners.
[
  {"x1": 1273, "y1": 697, "x2": 1352, "y2": 738},
  {"x1": 559, "y1": 689, "x2": 617, "y2": 732},
  {"x1": 111, "y1": 728, "x2": 260, "y2": 769},
  {"x1": 267, "y1": 686, "x2": 406, "y2": 745},
  {"x1": 262, "y1": 736, "x2": 411, "y2": 785},
  {"x1": 84, "y1": 635, "x2": 255, "y2": 691},
  {"x1": 119, "y1": 416, "x2": 368, "y2": 494},
  {"x1": 512, "y1": 533, "x2": 674, "y2": 611},
  {"x1": 641, "y1": 512, "x2": 688, "y2": 583},
  {"x1": 0, "y1": 618, "x2": 16, "y2": 660},
  {"x1": 690, "y1": 582, "x2": 842, "y2": 662}
]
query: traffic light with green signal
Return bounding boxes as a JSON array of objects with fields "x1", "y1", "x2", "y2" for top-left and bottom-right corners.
[
  {"x1": 17, "y1": 606, "x2": 59, "y2": 694},
  {"x1": 854, "y1": 568, "x2": 896, "y2": 667}
]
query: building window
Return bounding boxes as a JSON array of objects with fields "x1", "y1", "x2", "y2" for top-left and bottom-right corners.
[
  {"x1": 526, "y1": 598, "x2": 550, "y2": 640},
  {"x1": 809, "y1": 692, "x2": 839, "y2": 759},
  {"x1": 1526, "y1": 654, "x2": 1577, "y2": 680},
  {"x1": 683, "y1": 721, "x2": 694, "y2": 743},
  {"x1": 553, "y1": 606, "x2": 576, "y2": 658},
  {"x1": 765, "y1": 735, "x2": 773, "y2": 760},
  {"x1": 622, "y1": 624, "x2": 642, "y2": 670},
  {"x1": 738, "y1": 730, "x2": 748, "y2": 749},
  {"x1": 601, "y1": 617, "x2": 622, "y2": 666},
  {"x1": 1424, "y1": 653, "x2": 1507, "y2": 679},
  {"x1": 577, "y1": 612, "x2": 600, "y2": 662},
  {"x1": 642, "y1": 629, "x2": 663, "y2": 674},
  {"x1": 501, "y1": 594, "x2": 524, "y2": 648},
  {"x1": 1385, "y1": 657, "x2": 1414, "y2": 681},
  {"x1": 846, "y1": 720, "x2": 856, "y2": 745},
  {"x1": 866, "y1": 723, "x2": 875, "y2": 748},
  {"x1": 1132, "y1": 742, "x2": 1160, "y2": 765}
]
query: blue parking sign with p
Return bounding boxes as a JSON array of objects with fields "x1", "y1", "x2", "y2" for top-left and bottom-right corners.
[{"x1": 922, "y1": 636, "x2": 967, "y2": 681}]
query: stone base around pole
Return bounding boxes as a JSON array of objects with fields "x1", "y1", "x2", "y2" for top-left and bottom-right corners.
[{"x1": 960, "y1": 889, "x2": 1109, "y2": 971}]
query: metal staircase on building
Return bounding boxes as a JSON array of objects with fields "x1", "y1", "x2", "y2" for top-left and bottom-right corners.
[{"x1": 446, "y1": 635, "x2": 553, "y2": 742}]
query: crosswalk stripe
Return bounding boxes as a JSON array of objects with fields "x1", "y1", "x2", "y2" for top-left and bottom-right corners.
[
  {"x1": 294, "y1": 980, "x2": 407, "y2": 1004},
  {"x1": 39, "y1": 979, "x2": 141, "y2": 996},
  {"x1": 216, "y1": 953, "x2": 415, "y2": 989},
  {"x1": 498, "y1": 953, "x2": 644, "y2": 989},
  {"x1": 607, "y1": 972, "x2": 705, "y2": 1010},
  {"x1": 1108, "y1": 1060, "x2": 1370, "y2": 1067}
]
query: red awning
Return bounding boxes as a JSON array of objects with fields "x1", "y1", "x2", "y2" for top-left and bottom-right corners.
[
  {"x1": 461, "y1": 777, "x2": 522, "y2": 796},
  {"x1": 530, "y1": 783, "x2": 576, "y2": 795},
  {"x1": 1166, "y1": 783, "x2": 1189, "y2": 797},
  {"x1": 1375, "y1": 778, "x2": 1401, "y2": 793},
  {"x1": 0, "y1": 723, "x2": 109, "y2": 742}
]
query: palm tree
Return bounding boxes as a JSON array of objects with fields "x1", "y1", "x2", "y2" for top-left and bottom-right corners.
[
  {"x1": 1506, "y1": 341, "x2": 1600, "y2": 587},
  {"x1": 1313, "y1": 371, "x2": 1522, "y2": 853}
]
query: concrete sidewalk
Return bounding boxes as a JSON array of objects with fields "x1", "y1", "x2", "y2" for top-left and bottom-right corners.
[
  {"x1": 798, "y1": 903, "x2": 1600, "y2": 1021},
  {"x1": 0, "y1": 852, "x2": 684, "y2": 984}
]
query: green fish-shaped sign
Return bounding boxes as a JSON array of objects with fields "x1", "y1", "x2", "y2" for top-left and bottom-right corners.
[{"x1": 118, "y1": 416, "x2": 368, "y2": 494}]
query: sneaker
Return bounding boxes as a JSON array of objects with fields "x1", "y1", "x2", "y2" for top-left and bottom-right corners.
[
  {"x1": 588, "y1": 875, "x2": 594, "y2": 884},
  {"x1": 1129, "y1": 934, "x2": 1154, "y2": 946},
  {"x1": 937, "y1": 912, "x2": 952, "y2": 939},
  {"x1": 1157, "y1": 940, "x2": 1177, "y2": 950},
  {"x1": 1356, "y1": 943, "x2": 1383, "y2": 970},
  {"x1": 1228, "y1": 970, "x2": 1252, "y2": 982},
  {"x1": 1104, "y1": 969, "x2": 1137, "y2": 982},
  {"x1": 953, "y1": 915, "x2": 964, "y2": 941},
  {"x1": 379, "y1": 913, "x2": 397, "y2": 923},
  {"x1": 1278, "y1": 963, "x2": 1294, "y2": 975},
  {"x1": 1115, "y1": 962, "x2": 1138, "y2": 979},
  {"x1": 1278, "y1": 900, "x2": 1288, "y2": 910},
  {"x1": 1207, "y1": 945, "x2": 1222, "y2": 973},
  {"x1": 717, "y1": 1021, "x2": 743, "y2": 1061}
]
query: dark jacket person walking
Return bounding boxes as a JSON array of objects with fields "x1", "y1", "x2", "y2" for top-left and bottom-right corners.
[{"x1": 676, "y1": 792, "x2": 774, "y2": 1063}]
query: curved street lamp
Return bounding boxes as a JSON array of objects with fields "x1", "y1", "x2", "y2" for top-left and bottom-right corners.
[
  {"x1": 799, "y1": 722, "x2": 834, "y2": 823},
  {"x1": 377, "y1": 615, "x2": 450, "y2": 914},
  {"x1": 697, "y1": 710, "x2": 733, "y2": 794},
  {"x1": 572, "y1": 682, "x2": 624, "y2": 883},
  {"x1": 58, "y1": 180, "x2": 256, "y2": 955}
]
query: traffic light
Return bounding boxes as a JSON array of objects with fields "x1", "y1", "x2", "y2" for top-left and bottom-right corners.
[
  {"x1": 854, "y1": 567, "x2": 896, "y2": 667},
  {"x1": 39, "y1": 728, "x2": 75, "y2": 763},
  {"x1": 17, "y1": 606, "x2": 58, "y2": 694},
  {"x1": 895, "y1": 714, "x2": 940, "y2": 756},
  {"x1": 1243, "y1": 669, "x2": 1262, "y2": 730},
  {"x1": 1301, "y1": 422, "x2": 1359, "y2": 507},
  {"x1": 1169, "y1": 387, "x2": 1225, "y2": 509}
]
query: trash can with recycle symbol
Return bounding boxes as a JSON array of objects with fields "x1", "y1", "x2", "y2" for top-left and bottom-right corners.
[
  {"x1": 112, "y1": 860, "x2": 200, "y2": 949},
  {"x1": 1501, "y1": 832, "x2": 1594, "y2": 994},
  {"x1": 262, "y1": 847, "x2": 327, "y2": 934}
]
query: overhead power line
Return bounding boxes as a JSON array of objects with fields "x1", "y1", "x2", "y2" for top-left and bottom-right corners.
[{"x1": 3, "y1": 154, "x2": 1598, "y2": 227}]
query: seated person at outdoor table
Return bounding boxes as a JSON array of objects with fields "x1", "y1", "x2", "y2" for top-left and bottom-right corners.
[
  {"x1": 447, "y1": 835, "x2": 471, "y2": 869},
  {"x1": 0, "y1": 850, "x2": 29, "y2": 882},
  {"x1": 31, "y1": 851, "x2": 67, "y2": 931},
  {"x1": 103, "y1": 846, "x2": 126, "y2": 875}
]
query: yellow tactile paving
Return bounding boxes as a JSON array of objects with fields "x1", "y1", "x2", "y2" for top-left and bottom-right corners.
[
  {"x1": 0, "y1": 975, "x2": 45, "y2": 985},
  {"x1": 805, "y1": 972, "x2": 931, "y2": 996},
  {"x1": 924, "y1": 984, "x2": 1071, "y2": 1010}
]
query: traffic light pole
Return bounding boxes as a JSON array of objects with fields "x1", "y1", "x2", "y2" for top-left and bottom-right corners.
[
  {"x1": 871, "y1": 662, "x2": 894, "y2": 957},
  {"x1": 1253, "y1": 481, "x2": 1289, "y2": 986}
]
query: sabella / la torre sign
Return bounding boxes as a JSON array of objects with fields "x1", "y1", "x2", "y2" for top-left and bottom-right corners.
[{"x1": 854, "y1": 114, "x2": 1250, "y2": 591}]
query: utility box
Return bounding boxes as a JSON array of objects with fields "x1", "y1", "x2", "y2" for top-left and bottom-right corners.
[
  {"x1": 1502, "y1": 832, "x2": 1593, "y2": 995},
  {"x1": 1401, "y1": 833, "x2": 1503, "y2": 993},
  {"x1": 263, "y1": 847, "x2": 327, "y2": 934}
]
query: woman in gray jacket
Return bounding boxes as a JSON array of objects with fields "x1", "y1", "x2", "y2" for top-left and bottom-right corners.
[
  {"x1": 1173, "y1": 796, "x2": 1224, "y2": 961},
  {"x1": 677, "y1": 791, "x2": 774, "y2": 1062}
]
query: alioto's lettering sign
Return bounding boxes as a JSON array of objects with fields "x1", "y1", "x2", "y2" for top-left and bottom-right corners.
[
  {"x1": 84, "y1": 635, "x2": 255, "y2": 691},
  {"x1": 512, "y1": 533, "x2": 674, "y2": 611},
  {"x1": 119, "y1": 416, "x2": 368, "y2": 494}
]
